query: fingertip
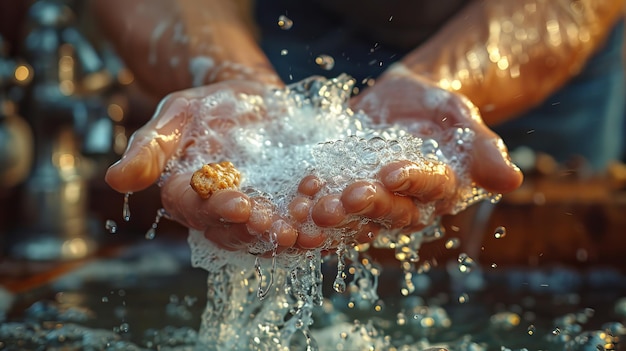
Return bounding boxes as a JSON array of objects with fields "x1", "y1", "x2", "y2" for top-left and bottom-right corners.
[
  {"x1": 471, "y1": 137, "x2": 524, "y2": 194},
  {"x1": 341, "y1": 181, "x2": 376, "y2": 214},
  {"x1": 288, "y1": 196, "x2": 312, "y2": 222},
  {"x1": 378, "y1": 160, "x2": 414, "y2": 192},
  {"x1": 298, "y1": 175, "x2": 323, "y2": 196},
  {"x1": 104, "y1": 147, "x2": 161, "y2": 193},
  {"x1": 311, "y1": 195, "x2": 347, "y2": 227},
  {"x1": 270, "y1": 220, "x2": 298, "y2": 247},
  {"x1": 296, "y1": 230, "x2": 325, "y2": 249},
  {"x1": 209, "y1": 190, "x2": 252, "y2": 223}
]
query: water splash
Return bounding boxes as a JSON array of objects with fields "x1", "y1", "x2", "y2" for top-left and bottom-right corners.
[
  {"x1": 122, "y1": 192, "x2": 132, "y2": 222},
  {"x1": 255, "y1": 252, "x2": 277, "y2": 300},
  {"x1": 277, "y1": 15, "x2": 293, "y2": 30},
  {"x1": 315, "y1": 55, "x2": 335, "y2": 71},
  {"x1": 105, "y1": 219, "x2": 118, "y2": 234},
  {"x1": 145, "y1": 208, "x2": 167, "y2": 240},
  {"x1": 494, "y1": 226, "x2": 507, "y2": 239},
  {"x1": 332, "y1": 238, "x2": 347, "y2": 293}
]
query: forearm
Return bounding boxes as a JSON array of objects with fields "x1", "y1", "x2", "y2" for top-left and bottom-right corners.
[
  {"x1": 397, "y1": 0, "x2": 625, "y2": 125},
  {"x1": 93, "y1": 0, "x2": 280, "y2": 98}
]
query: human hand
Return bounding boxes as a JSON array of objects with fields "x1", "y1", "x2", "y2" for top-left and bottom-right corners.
[
  {"x1": 105, "y1": 80, "x2": 297, "y2": 252},
  {"x1": 343, "y1": 65, "x2": 523, "y2": 226},
  {"x1": 105, "y1": 74, "x2": 522, "y2": 255},
  {"x1": 104, "y1": 77, "x2": 421, "y2": 253}
]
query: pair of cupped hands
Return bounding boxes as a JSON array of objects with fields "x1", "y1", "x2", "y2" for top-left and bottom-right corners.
[{"x1": 105, "y1": 70, "x2": 523, "y2": 253}]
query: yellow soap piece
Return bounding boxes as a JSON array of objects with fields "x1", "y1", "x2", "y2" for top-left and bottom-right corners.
[{"x1": 190, "y1": 161, "x2": 241, "y2": 199}]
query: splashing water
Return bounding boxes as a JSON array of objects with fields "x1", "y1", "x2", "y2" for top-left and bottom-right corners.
[
  {"x1": 145, "y1": 208, "x2": 168, "y2": 240},
  {"x1": 3, "y1": 75, "x2": 622, "y2": 351},
  {"x1": 494, "y1": 226, "x2": 507, "y2": 239},
  {"x1": 169, "y1": 75, "x2": 496, "y2": 350},
  {"x1": 105, "y1": 219, "x2": 118, "y2": 234},
  {"x1": 315, "y1": 55, "x2": 335, "y2": 71},
  {"x1": 277, "y1": 15, "x2": 293, "y2": 30},
  {"x1": 123, "y1": 192, "x2": 132, "y2": 222}
]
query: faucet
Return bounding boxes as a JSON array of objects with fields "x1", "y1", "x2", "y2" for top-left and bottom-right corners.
[
  {"x1": 4, "y1": 0, "x2": 119, "y2": 260},
  {"x1": 0, "y1": 35, "x2": 33, "y2": 191}
]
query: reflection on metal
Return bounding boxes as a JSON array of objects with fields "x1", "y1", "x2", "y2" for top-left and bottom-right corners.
[
  {"x1": 6, "y1": 0, "x2": 125, "y2": 260},
  {"x1": 0, "y1": 35, "x2": 34, "y2": 188}
]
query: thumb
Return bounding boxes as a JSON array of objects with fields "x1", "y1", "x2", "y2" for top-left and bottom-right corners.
[
  {"x1": 105, "y1": 94, "x2": 190, "y2": 193},
  {"x1": 469, "y1": 134, "x2": 524, "y2": 194}
]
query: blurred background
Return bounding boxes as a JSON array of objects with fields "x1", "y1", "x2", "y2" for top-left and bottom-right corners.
[
  {"x1": 0, "y1": 0, "x2": 625, "y2": 288},
  {"x1": 0, "y1": 1, "x2": 625, "y2": 350}
]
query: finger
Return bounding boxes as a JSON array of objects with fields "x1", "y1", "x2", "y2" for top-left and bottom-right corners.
[
  {"x1": 442, "y1": 98, "x2": 524, "y2": 193},
  {"x1": 341, "y1": 181, "x2": 422, "y2": 230},
  {"x1": 470, "y1": 135, "x2": 524, "y2": 194},
  {"x1": 296, "y1": 228, "x2": 326, "y2": 249},
  {"x1": 311, "y1": 194, "x2": 348, "y2": 228},
  {"x1": 297, "y1": 175, "x2": 324, "y2": 196},
  {"x1": 161, "y1": 171, "x2": 251, "y2": 229},
  {"x1": 269, "y1": 219, "x2": 298, "y2": 248},
  {"x1": 378, "y1": 160, "x2": 456, "y2": 202},
  {"x1": 340, "y1": 181, "x2": 392, "y2": 218},
  {"x1": 288, "y1": 195, "x2": 313, "y2": 223},
  {"x1": 104, "y1": 83, "x2": 243, "y2": 194},
  {"x1": 105, "y1": 94, "x2": 191, "y2": 193},
  {"x1": 247, "y1": 198, "x2": 299, "y2": 248},
  {"x1": 204, "y1": 224, "x2": 254, "y2": 251}
]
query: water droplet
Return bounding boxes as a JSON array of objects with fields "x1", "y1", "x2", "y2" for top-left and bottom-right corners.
[
  {"x1": 122, "y1": 193, "x2": 132, "y2": 221},
  {"x1": 105, "y1": 219, "x2": 117, "y2": 234},
  {"x1": 145, "y1": 228, "x2": 156, "y2": 240},
  {"x1": 333, "y1": 238, "x2": 347, "y2": 293},
  {"x1": 491, "y1": 263, "x2": 498, "y2": 268},
  {"x1": 445, "y1": 238, "x2": 460, "y2": 249},
  {"x1": 396, "y1": 312, "x2": 407, "y2": 326},
  {"x1": 527, "y1": 324, "x2": 536, "y2": 335},
  {"x1": 280, "y1": 49, "x2": 288, "y2": 56},
  {"x1": 374, "y1": 302, "x2": 383, "y2": 312},
  {"x1": 145, "y1": 208, "x2": 167, "y2": 240},
  {"x1": 494, "y1": 226, "x2": 507, "y2": 239},
  {"x1": 458, "y1": 293, "x2": 469, "y2": 304},
  {"x1": 315, "y1": 54, "x2": 335, "y2": 70},
  {"x1": 339, "y1": 331, "x2": 348, "y2": 340},
  {"x1": 255, "y1": 253, "x2": 276, "y2": 300},
  {"x1": 552, "y1": 327, "x2": 561, "y2": 335},
  {"x1": 119, "y1": 322, "x2": 130, "y2": 333},
  {"x1": 277, "y1": 15, "x2": 293, "y2": 30},
  {"x1": 457, "y1": 253, "x2": 475, "y2": 273},
  {"x1": 101, "y1": 296, "x2": 109, "y2": 303},
  {"x1": 333, "y1": 276, "x2": 346, "y2": 293}
]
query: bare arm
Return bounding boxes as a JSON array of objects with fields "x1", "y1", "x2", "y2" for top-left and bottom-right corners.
[
  {"x1": 92, "y1": 0, "x2": 281, "y2": 98},
  {"x1": 396, "y1": 0, "x2": 625, "y2": 125}
]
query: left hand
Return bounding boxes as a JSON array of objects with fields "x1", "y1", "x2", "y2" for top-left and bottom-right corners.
[
  {"x1": 352, "y1": 65, "x2": 523, "y2": 195},
  {"x1": 346, "y1": 65, "x2": 523, "y2": 220}
]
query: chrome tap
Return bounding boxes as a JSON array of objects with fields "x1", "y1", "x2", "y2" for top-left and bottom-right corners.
[
  {"x1": 5, "y1": 0, "x2": 119, "y2": 260},
  {"x1": 0, "y1": 35, "x2": 33, "y2": 191}
]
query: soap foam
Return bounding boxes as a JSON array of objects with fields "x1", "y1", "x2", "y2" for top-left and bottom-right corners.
[{"x1": 169, "y1": 75, "x2": 495, "y2": 350}]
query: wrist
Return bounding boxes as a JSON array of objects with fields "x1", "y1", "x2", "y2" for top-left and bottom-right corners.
[{"x1": 194, "y1": 58, "x2": 283, "y2": 87}]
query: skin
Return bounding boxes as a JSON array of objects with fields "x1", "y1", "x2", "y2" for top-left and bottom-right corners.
[
  {"x1": 105, "y1": 78, "x2": 523, "y2": 253},
  {"x1": 95, "y1": 0, "x2": 539, "y2": 253}
]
